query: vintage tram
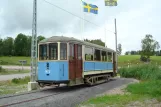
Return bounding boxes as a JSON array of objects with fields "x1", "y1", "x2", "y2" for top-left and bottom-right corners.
[{"x1": 37, "y1": 36, "x2": 117, "y2": 87}]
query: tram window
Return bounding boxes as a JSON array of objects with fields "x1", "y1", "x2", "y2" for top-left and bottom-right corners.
[
  {"x1": 60, "y1": 43, "x2": 67, "y2": 60},
  {"x1": 78, "y1": 45, "x2": 82, "y2": 60},
  {"x1": 49, "y1": 43, "x2": 58, "y2": 60},
  {"x1": 84, "y1": 46, "x2": 93, "y2": 61},
  {"x1": 39, "y1": 44, "x2": 47, "y2": 60},
  {"x1": 69, "y1": 44, "x2": 74, "y2": 60},
  {"x1": 94, "y1": 49, "x2": 101, "y2": 61},
  {"x1": 102, "y1": 51, "x2": 107, "y2": 61},
  {"x1": 107, "y1": 52, "x2": 112, "y2": 62}
]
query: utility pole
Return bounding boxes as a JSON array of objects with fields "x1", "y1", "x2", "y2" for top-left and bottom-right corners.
[
  {"x1": 114, "y1": 18, "x2": 118, "y2": 73},
  {"x1": 28, "y1": 0, "x2": 38, "y2": 91}
]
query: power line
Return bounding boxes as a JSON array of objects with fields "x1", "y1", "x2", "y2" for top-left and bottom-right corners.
[{"x1": 42, "y1": 0, "x2": 115, "y2": 34}]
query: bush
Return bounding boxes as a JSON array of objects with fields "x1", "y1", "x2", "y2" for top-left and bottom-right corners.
[
  {"x1": 11, "y1": 76, "x2": 30, "y2": 84},
  {"x1": 0, "y1": 66, "x2": 5, "y2": 72},
  {"x1": 119, "y1": 64, "x2": 161, "y2": 81},
  {"x1": 140, "y1": 56, "x2": 150, "y2": 62}
]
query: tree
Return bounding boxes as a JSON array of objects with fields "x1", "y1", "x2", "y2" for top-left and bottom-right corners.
[
  {"x1": 117, "y1": 43, "x2": 122, "y2": 55},
  {"x1": 141, "y1": 34, "x2": 160, "y2": 61},
  {"x1": 14, "y1": 33, "x2": 28, "y2": 56},
  {"x1": 37, "y1": 35, "x2": 45, "y2": 43},
  {"x1": 2, "y1": 37, "x2": 14, "y2": 56},
  {"x1": 84, "y1": 39, "x2": 105, "y2": 47},
  {"x1": 0, "y1": 38, "x2": 3, "y2": 56}
]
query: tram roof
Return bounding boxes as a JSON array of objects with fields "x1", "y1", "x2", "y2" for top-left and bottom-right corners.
[{"x1": 39, "y1": 36, "x2": 115, "y2": 52}]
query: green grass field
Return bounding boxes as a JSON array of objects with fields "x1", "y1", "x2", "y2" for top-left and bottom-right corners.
[
  {"x1": 79, "y1": 64, "x2": 161, "y2": 107},
  {"x1": 0, "y1": 56, "x2": 31, "y2": 66},
  {"x1": 0, "y1": 55, "x2": 161, "y2": 66},
  {"x1": 118, "y1": 55, "x2": 161, "y2": 66}
]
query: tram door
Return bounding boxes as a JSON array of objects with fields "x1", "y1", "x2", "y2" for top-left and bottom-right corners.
[{"x1": 69, "y1": 44, "x2": 82, "y2": 80}]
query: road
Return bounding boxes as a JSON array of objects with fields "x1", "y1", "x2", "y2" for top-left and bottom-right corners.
[
  {"x1": 1, "y1": 65, "x2": 30, "y2": 70},
  {"x1": 0, "y1": 73, "x2": 30, "y2": 81}
]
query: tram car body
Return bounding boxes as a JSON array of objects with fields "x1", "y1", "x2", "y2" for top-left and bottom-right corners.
[{"x1": 37, "y1": 36, "x2": 117, "y2": 87}]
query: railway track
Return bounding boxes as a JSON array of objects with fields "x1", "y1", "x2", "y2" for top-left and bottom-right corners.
[{"x1": 0, "y1": 84, "x2": 87, "y2": 107}]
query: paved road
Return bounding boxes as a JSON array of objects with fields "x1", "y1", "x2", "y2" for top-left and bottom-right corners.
[{"x1": 0, "y1": 73, "x2": 30, "y2": 81}]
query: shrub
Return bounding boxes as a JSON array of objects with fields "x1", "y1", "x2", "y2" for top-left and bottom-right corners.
[
  {"x1": 0, "y1": 66, "x2": 5, "y2": 72},
  {"x1": 11, "y1": 76, "x2": 30, "y2": 84},
  {"x1": 119, "y1": 64, "x2": 161, "y2": 81},
  {"x1": 140, "y1": 56, "x2": 150, "y2": 62}
]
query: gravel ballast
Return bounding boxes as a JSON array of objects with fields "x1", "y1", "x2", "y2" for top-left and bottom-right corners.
[{"x1": 0, "y1": 78, "x2": 137, "y2": 107}]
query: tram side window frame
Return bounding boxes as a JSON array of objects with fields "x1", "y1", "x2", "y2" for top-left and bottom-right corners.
[
  {"x1": 49, "y1": 43, "x2": 58, "y2": 60},
  {"x1": 39, "y1": 44, "x2": 47, "y2": 60},
  {"x1": 107, "y1": 52, "x2": 112, "y2": 62},
  {"x1": 69, "y1": 43, "x2": 74, "y2": 60},
  {"x1": 101, "y1": 51, "x2": 107, "y2": 62},
  {"x1": 60, "y1": 43, "x2": 67, "y2": 60},
  {"x1": 94, "y1": 49, "x2": 101, "y2": 61},
  {"x1": 84, "y1": 46, "x2": 94, "y2": 61}
]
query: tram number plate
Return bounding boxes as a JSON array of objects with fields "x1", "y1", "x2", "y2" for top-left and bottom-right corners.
[{"x1": 45, "y1": 70, "x2": 50, "y2": 74}]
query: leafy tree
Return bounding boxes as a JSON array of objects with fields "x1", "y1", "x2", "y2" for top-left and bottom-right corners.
[
  {"x1": 26, "y1": 36, "x2": 32, "y2": 56},
  {"x1": 117, "y1": 43, "x2": 122, "y2": 55},
  {"x1": 141, "y1": 34, "x2": 160, "y2": 60},
  {"x1": 37, "y1": 35, "x2": 45, "y2": 43},
  {"x1": 14, "y1": 33, "x2": 28, "y2": 56},
  {"x1": 2, "y1": 37, "x2": 14, "y2": 56},
  {"x1": 0, "y1": 38, "x2": 3, "y2": 56},
  {"x1": 84, "y1": 39, "x2": 105, "y2": 47}
]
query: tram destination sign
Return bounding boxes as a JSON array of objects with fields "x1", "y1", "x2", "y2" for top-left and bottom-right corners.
[{"x1": 105, "y1": 0, "x2": 117, "y2": 6}]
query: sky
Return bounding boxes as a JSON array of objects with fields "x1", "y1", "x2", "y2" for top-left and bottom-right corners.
[{"x1": 0, "y1": 0, "x2": 161, "y2": 54}]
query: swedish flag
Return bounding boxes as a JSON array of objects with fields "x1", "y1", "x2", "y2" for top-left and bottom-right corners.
[{"x1": 82, "y1": 1, "x2": 98, "y2": 14}]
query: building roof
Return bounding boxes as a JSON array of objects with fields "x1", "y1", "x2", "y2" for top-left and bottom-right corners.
[{"x1": 39, "y1": 36, "x2": 115, "y2": 52}]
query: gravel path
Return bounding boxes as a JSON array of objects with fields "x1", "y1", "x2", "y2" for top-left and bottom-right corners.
[
  {"x1": 0, "y1": 73, "x2": 29, "y2": 81},
  {"x1": 0, "y1": 78, "x2": 137, "y2": 107},
  {"x1": 1, "y1": 65, "x2": 30, "y2": 70}
]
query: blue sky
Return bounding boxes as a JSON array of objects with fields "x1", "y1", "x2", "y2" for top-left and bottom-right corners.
[{"x1": 0, "y1": 0, "x2": 161, "y2": 54}]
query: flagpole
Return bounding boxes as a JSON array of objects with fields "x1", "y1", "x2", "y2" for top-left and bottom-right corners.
[{"x1": 80, "y1": 0, "x2": 84, "y2": 41}]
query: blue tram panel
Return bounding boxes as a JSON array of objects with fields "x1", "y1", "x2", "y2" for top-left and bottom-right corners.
[
  {"x1": 38, "y1": 61, "x2": 69, "y2": 81},
  {"x1": 84, "y1": 61, "x2": 113, "y2": 71}
]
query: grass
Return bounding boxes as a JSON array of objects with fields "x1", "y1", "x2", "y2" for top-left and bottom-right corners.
[
  {"x1": 80, "y1": 94, "x2": 148, "y2": 107},
  {"x1": 0, "y1": 76, "x2": 30, "y2": 95},
  {"x1": 0, "y1": 56, "x2": 30, "y2": 66},
  {"x1": 0, "y1": 70, "x2": 29, "y2": 75},
  {"x1": 118, "y1": 55, "x2": 161, "y2": 66},
  {"x1": 126, "y1": 81, "x2": 161, "y2": 98},
  {"x1": 79, "y1": 64, "x2": 161, "y2": 107},
  {"x1": 0, "y1": 66, "x2": 29, "y2": 75},
  {"x1": 119, "y1": 64, "x2": 161, "y2": 81}
]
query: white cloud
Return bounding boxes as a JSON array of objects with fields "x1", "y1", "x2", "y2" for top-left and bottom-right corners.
[{"x1": 0, "y1": 0, "x2": 161, "y2": 55}]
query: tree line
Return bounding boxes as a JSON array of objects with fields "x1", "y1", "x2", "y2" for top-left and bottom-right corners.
[
  {"x1": 125, "y1": 50, "x2": 161, "y2": 56},
  {"x1": 0, "y1": 34, "x2": 108, "y2": 57},
  {"x1": 0, "y1": 33, "x2": 45, "y2": 56}
]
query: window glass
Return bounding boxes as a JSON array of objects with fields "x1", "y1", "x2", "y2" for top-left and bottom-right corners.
[
  {"x1": 60, "y1": 43, "x2": 67, "y2": 60},
  {"x1": 69, "y1": 43, "x2": 74, "y2": 60},
  {"x1": 85, "y1": 46, "x2": 93, "y2": 61},
  {"x1": 107, "y1": 52, "x2": 112, "y2": 62},
  {"x1": 49, "y1": 43, "x2": 57, "y2": 60},
  {"x1": 78, "y1": 45, "x2": 82, "y2": 60},
  {"x1": 94, "y1": 49, "x2": 101, "y2": 61},
  {"x1": 102, "y1": 51, "x2": 107, "y2": 61},
  {"x1": 39, "y1": 44, "x2": 47, "y2": 60}
]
